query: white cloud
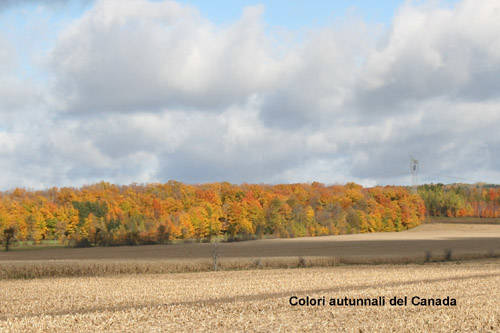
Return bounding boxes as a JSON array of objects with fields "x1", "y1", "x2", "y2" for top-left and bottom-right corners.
[
  {"x1": 1, "y1": 0, "x2": 500, "y2": 189},
  {"x1": 355, "y1": 0, "x2": 500, "y2": 110},
  {"x1": 48, "y1": 0, "x2": 283, "y2": 113}
]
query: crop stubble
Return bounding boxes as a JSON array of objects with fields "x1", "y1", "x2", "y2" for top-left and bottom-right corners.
[{"x1": 0, "y1": 260, "x2": 498, "y2": 332}]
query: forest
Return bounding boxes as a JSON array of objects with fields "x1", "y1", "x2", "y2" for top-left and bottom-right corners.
[
  {"x1": 1, "y1": 181, "x2": 498, "y2": 247},
  {"x1": 0, "y1": 181, "x2": 425, "y2": 246},
  {"x1": 417, "y1": 183, "x2": 500, "y2": 217}
]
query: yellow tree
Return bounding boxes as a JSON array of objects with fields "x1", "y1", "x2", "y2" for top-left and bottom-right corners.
[
  {"x1": 178, "y1": 212, "x2": 194, "y2": 239},
  {"x1": 188, "y1": 205, "x2": 210, "y2": 240},
  {"x1": 304, "y1": 205, "x2": 316, "y2": 236},
  {"x1": 30, "y1": 206, "x2": 47, "y2": 243}
]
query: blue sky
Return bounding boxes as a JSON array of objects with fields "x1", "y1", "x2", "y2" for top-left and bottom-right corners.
[
  {"x1": 176, "y1": 0, "x2": 404, "y2": 27},
  {"x1": 2, "y1": 0, "x2": 463, "y2": 34},
  {"x1": 169, "y1": 0, "x2": 460, "y2": 28}
]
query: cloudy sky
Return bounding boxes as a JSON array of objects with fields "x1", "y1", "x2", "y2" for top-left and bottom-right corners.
[{"x1": 0, "y1": 0, "x2": 499, "y2": 189}]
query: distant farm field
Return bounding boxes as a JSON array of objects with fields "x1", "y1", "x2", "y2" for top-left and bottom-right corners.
[
  {"x1": 0, "y1": 222, "x2": 498, "y2": 279},
  {"x1": 0, "y1": 260, "x2": 498, "y2": 331},
  {"x1": 0, "y1": 222, "x2": 498, "y2": 262}
]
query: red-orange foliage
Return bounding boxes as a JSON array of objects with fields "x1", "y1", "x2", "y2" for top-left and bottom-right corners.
[
  {"x1": 0, "y1": 181, "x2": 426, "y2": 246},
  {"x1": 418, "y1": 183, "x2": 500, "y2": 218}
]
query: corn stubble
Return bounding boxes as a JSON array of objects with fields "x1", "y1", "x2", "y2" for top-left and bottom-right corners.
[{"x1": 0, "y1": 260, "x2": 498, "y2": 332}]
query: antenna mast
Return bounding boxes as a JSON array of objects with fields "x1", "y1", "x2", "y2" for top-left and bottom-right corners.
[{"x1": 410, "y1": 157, "x2": 419, "y2": 193}]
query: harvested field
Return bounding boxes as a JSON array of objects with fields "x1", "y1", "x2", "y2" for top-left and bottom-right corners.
[
  {"x1": 0, "y1": 223, "x2": 498, "y2": 262},
  {"x1": 0, "y1": 260, "x2": 498, "y2": 332}
]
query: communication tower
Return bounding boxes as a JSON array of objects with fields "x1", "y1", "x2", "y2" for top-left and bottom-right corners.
[{"x1": 410, "y1": 157, "x2": 419, "y2": 193}]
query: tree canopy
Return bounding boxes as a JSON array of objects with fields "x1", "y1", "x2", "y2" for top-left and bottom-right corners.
[{"x1": 0, "y1": 181, "x2": 426, "y2": 246}]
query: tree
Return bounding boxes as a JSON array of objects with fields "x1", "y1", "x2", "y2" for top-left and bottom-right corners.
[
  {"x1": 3, "y1": 227, "x2": 15, "y2": 251},
  {"x1": 0, "y1": 181, "x2": 429, "y2": 246}
]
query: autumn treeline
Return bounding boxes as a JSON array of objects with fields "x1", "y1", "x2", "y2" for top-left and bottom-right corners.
[
  {"x1": 0, "y1": 181, "x2": 425, "y2": 246},
  {"x1": 418, "y1": 183, "x2": 500, "y2": 218}
]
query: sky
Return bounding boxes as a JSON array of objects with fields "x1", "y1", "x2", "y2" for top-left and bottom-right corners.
[{"x1": 0, "y1": 0, "x2": 499, "y2": 190}]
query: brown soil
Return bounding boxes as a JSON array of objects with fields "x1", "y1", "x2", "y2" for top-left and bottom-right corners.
[{"x1": 1, "y1": 223, "x2": 498, "y2": 261}]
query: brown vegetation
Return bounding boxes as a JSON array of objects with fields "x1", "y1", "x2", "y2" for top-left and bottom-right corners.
[{"x1": 0, "y1": 260, "x2": 498, "y2": 331}]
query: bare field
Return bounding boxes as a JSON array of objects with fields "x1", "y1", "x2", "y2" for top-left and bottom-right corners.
[
  {"x1": 0, "y1": 223, "x2": 499, "y2": 263},
  {"x1": 0, "y1": 223, "x2": 498, "y2": 279},
  {"x1": 0, "y1": 223, "x2": 500, "y2": 262},
  {"x1": 0, "y1": 260, "x2": 498, "y2": 332}
]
